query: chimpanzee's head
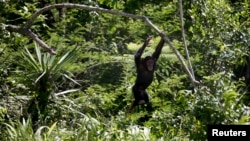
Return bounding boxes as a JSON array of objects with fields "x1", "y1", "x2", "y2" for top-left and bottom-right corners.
[{"x1": 144, "y1": 56, "x2": 155, "y2": 71}]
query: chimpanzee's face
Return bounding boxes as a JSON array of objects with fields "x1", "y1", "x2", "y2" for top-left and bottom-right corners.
[{"x1": 146, "y1": 59, "x2": 155, "y2": 71}]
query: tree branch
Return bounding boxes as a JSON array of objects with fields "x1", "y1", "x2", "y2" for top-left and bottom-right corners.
[
  {"x1": 24, "y1": 3, "x2": 145, "y2": 28},
  {"x1": 5, "y1": 25, "x2": 56, "y2": 54},
  {"x1": 160, "y1": 32, "x2": 200, "y2": 86},
  {"x1": 179, "y1": 0, "x2": 195, "y2": 79},
  {"x1": 5, "y1": 3, "x2": 200, "y2": 86}
]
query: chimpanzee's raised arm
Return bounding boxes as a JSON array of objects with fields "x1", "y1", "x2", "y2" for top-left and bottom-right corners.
[
  {"x1": 134, "y1": 36, "x2": 153, "y2": 66},
  {"x1": 152, "y1": 38, "x2": 164, "y2": 61}
]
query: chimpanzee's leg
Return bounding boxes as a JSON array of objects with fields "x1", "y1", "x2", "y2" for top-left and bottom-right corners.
[
  {"x1": 141, "y1": 90, "x2": 153, "y2": 112},
  {"x1": 142, "y1": 90, "x2": 149, "y2": 103},
  {"x1": 127, "y1": 85, "x2": 150, "y2": 112},
  {"x1": 127, "y1": 85, "x2": 140, "y2": 112},
  {"x1": 138, "y1": 89, "x2": 148, "y2": 104}
]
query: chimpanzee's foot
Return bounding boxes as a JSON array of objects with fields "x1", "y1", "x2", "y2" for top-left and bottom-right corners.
[{"x1": 138, "y1": 100, "x2": 146, "y2": 104}]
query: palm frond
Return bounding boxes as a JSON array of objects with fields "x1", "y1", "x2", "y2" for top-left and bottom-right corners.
[
  {"x1": 34, "y1": 42, "x2": 42, "y2": 66},
  {"x1": 35, "y1": 71, "x2": 47, "y2": 84},
  {"x1": 50, "y1": 47, "x2": 78, "y2": 74},
  {"x1": 63, "y1": 74, "x2": 81, "y2": 86},
  {"x1": 55, "y1": 89, "x2": 81, "y2": 96},
  {"x1": 22, "y1": 47, "x2": 40, "y2": 72}
]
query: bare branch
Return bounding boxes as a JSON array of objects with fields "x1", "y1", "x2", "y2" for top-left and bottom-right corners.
[
  {"x1": 160, "y1": 33, "x2": 200, "y2": 86},
  {"x1": 179, "y1": 0, "x2": 195, "y2": 79},
  {"x1": 25, "y1": 3, "x2": 162, "y2": 33},
  {"x1": 5, "y1": 25, "x2": 56, "y2": 54},
  {"x1": 24, "y1": 3, "x2": 145, "y2": 28}
]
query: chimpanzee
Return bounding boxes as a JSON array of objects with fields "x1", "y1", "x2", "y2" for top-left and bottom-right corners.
[{"x1": 128, "y1": 36, "x2": 165, "y2": 112}]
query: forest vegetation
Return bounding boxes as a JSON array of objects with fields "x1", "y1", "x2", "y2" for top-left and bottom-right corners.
[{"x1": 0, "y1": 0, "x2": 250, "y2": 140}]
